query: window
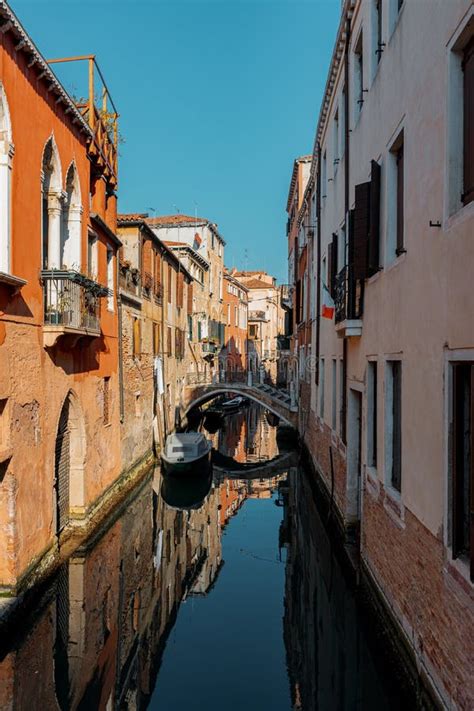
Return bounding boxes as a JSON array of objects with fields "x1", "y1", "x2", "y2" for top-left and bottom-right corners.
[
  {"x1": 63, "y1": 163, "x2": 82, "y2": 269},
  {"x1": 463, "y1": 38, "x2": 474, "y2": 206},
  {"x1": 132, "y1": 317, "x2": 141, "y2": 358},
  {"x1": 319, "y1": 358, "x2": 325, "y2": 420},
  {"x1": 176, "y1": 271, "x2": 184, "y2": 309},
  {"x1": 167, "y1": 326, "x2": 172, "y2": 356},
  {"x1": 354, "y1": 31, "x2": 364, "y2": 118},
  {"x1": 322, "y1": 151, "x2": 327, "y2": 197},
  {"x1": 385, "y1": 360, "x2": 402, "y2": 492},
  {"x1": 332, "y1": 359, "x2": 337, "y2": 430},
  {"x1": 367, "y1": 361, "x2": 377, "y2": 468},
  {"x1": 396, "y1": 142, "x2": 405, "y2": 254},
  {"x1": 88, "y1": 233, "x2": 98, "y2": 280},
  {"x1": 339, "y1": 359, "x2": 344, "y2": 435},
  {"x1": 103, "y1": 377, "x2": 110, "y2": 425},
  {"x1": 0, "y1": 86, "x2": 12, "y2": 274},
  {"x1": 387, "y1": 132, "x2": 404, "y2": 262},
  {"x1": 249, "y1": 324, "x2": 258, "y2": 340},
  {"x1": 340, "y1": 86, "x2": 346, "y2": 159},
  {"x1": 153, "y1": 322, "x2": 160, "y2": 355},
  {"x1": 333, "y1": 110, "x2": 339, "y2": 170},
  {"x1": 167, "y1": 264, "x2": 172, "y2": 303},
  {"x1": 374, "y1": 0, "x2": 383, "y2": 70},
  {"x1": 107, "y1": 247, "x2": 114, "y2": 311},
  {"x1": 451, "y1": 362, "x2": 474, "y2": 579}
]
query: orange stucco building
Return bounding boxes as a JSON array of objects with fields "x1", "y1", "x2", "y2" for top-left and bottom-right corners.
[
  {"x1": 0, "y1": 4, "x2": 123, "y2": 594},
  {"x1": 222, "y1": 270, "x2": 248, "y2": 379}
]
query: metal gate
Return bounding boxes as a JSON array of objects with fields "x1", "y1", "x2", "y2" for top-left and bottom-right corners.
[{"x1": 55, "y1": 401, "x2": 70, "y2": 534}]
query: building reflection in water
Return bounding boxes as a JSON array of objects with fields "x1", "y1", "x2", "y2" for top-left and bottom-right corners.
[
  {"x1": 281, "y1": 467, "x2": 415, "y2": 711},
  {"x1": 0, "y1": 404, "x2": 288, "y2": 711},
  {"x1": 0, "y1": 403, "x2": 413, "y2": 710}
]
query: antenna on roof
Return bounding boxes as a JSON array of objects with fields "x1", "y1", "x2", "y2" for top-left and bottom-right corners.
[{"x1": 244, "y1": 248, "x2": 248, "y2": 272}]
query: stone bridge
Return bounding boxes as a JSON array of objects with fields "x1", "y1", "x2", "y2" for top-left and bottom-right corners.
[{"x1": 181, "y1": 374, "x2": 298, "y2": 428}]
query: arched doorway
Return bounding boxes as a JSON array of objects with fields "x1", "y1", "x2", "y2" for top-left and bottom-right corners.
[{"x1": 54, "y1": 392, "x2": 86, "y2": 534}]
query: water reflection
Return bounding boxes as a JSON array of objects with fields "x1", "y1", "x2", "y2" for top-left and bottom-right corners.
[{"x1": 0, "y1": 405, "x2": 415, "y2": 710}]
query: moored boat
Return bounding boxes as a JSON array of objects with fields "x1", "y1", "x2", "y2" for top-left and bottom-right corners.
[{"x1": 161, "y1": 432, "x2": 212, "y2": 476}]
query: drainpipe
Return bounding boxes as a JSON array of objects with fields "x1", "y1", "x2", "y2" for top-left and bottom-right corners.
[
  {"x1": 342, "y1": 13, "x2": 351, "y2": 445},
  {"x1": 316, "y1": 141, "x2": 322, "y2": 386}
]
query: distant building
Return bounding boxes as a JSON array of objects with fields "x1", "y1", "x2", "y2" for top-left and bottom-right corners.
[
  {"x1": 222, "y1": 270, "x2": 248, "y2": 379},
  {"x1": 231, "y1": 270, "x2": 285, "y2": 385},
  {"x1": 147, "y1": 215, "x2": 226, "y2": 379}
]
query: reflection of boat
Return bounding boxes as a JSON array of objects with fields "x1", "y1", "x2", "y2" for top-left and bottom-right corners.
[
  {"x1": 203, "y1": 410, "x2": 224, "y2": 433},
  {"x1": 161, "y1": 432, "x2": 212, "y2": 476},
  {"x1": 160, "y1": 469, "x2": 213, "y2": 510},
  {"x1": 221, "y1": 396, "x2": 249, "y2": 413}
]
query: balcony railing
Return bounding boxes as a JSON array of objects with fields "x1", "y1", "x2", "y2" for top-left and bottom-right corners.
[
  {"x1": 41, "y1": 270, "x2": 107, "y2": 346},
  {"x1": 334, "y1": 265, "x2": 364, "y2": 336}
]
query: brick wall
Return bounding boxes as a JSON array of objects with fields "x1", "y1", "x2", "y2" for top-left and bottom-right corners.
[
  {"x1": 300, "y1": 383, "x2": 347, "y2": 517},
  {"x1": 363, "y1": 482, "x2": 474, "y2": 709}
]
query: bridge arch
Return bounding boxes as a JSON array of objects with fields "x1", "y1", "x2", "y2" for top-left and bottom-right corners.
[{"x1": 183, "y1": 385, "x2": 296, "y2": 428}]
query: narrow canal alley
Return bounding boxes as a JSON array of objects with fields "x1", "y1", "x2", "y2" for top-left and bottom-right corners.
[{"x1": 0, "y1": 404, "x2": 423, "y2": 710}]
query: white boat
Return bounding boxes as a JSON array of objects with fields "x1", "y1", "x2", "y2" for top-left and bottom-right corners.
[
  {"x1": 161, "y1": 432, "x2": 212, "y2": 476},
  {"x1": 221, "y1": 395, "x2": 249, "y2": 412}
]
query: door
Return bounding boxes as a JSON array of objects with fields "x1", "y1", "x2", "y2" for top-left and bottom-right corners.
[{"x1": 55, "y1": 402, "x2": 70, "y2": 534}]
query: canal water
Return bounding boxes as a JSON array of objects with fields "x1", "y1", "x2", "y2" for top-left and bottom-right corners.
[{"x1": 0, "y1": 404, "x2": 417, "y2": 710}]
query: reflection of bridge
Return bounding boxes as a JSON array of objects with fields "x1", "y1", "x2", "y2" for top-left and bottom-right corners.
[
  {"x1": 212, "y1": 449, "x2": 298, "y2": 480},
  {"x1": 182, "y1": 374, "x2": 298, "y2": 428}
]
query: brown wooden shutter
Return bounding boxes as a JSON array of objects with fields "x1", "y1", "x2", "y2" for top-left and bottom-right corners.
[
  {"x1": 353, "y1": 182, "x2": 370, "y2": 279},
  {"x1": 331, "y1": 233, "x2": 338, "y2": 296},
  {"x1": 187, "y1": 281, "x2": 193, "y2": 314},
  {"x1": 463, "y1": 38, "x2": 474, "y2": 205},
  {"x1": 167, "y1": 264, "x2": 172, "y2": 303},
  {"x1": 368, "y1": 160, "x2": 381, "y2": 276},
  {"x1": 396, "y1": 144, "x2": 405, "y2": 254}
]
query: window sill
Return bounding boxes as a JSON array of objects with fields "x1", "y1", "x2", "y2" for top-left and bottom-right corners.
[
  {"x1": 383, "y1": 485, "x2": 405, "y2": 529},
  {"x1": 384, "y1": 249, "x2": 406, "y2": 274},
  {"x1": 444, "y1": 199, "x2": 474, "y2": 233},
  {"x1": 0, "y1": 271, "x2": 26, "y2": 292},
  {"x1": 444, "y1": 556, "x2": 474, "y2": 594}
]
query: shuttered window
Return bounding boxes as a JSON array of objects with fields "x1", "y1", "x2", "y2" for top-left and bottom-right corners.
[
  {"x1": 176, "y1": 271, "x2": 184, "y2": 309},
  {"x1": 153, "y1": 322, "x2": 160, "y2": 356},
  {"x1": 368, "y1": 160, "x2": 381, "y2": 275},
  {"x1": 388, "y1": 360, "x2": 402, "y2": 492},
  {"x1": 328, "y1": 233, "x2": 338, "y2": 296},
  {"x1": 396, "y1": 143, "x2": 405, "y2": 254},
  {"x1": 187, "y1": 281, "x2": 193, "y2": 314},
  {"x1": 132, "y1": 317, "x2": 141, "y2": 358},
  {"x1": 353, "y1": 181, "x2": 370, "y2": 280},
  {"x1": 167, "y1": 326, "x2": 172, "y2": 356},
  {"x1": 452, "y1": 362, "x2": 474, "y2": 580},
  {"x1": 167, "y1": 264, "x2": 172, "y2": 303},
  {"x1": 463, "y1": 38, "x2": 474, "y2": 206}
]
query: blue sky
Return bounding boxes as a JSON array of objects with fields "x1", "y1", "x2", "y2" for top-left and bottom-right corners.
[{"x1": 13, "y1": 0, "x2": 340, "y2": 282}]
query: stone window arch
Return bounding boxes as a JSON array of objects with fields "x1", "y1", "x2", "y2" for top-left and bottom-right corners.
[
  {"x1": 62, "y1": 161, "x2": 82, "y2": 270},
  {"x1": 41, "y1": 135, "x2": 63, "y2": 269},
  {"x1": 0, "y1": 83, "x2": 13, "y2": 274}
]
